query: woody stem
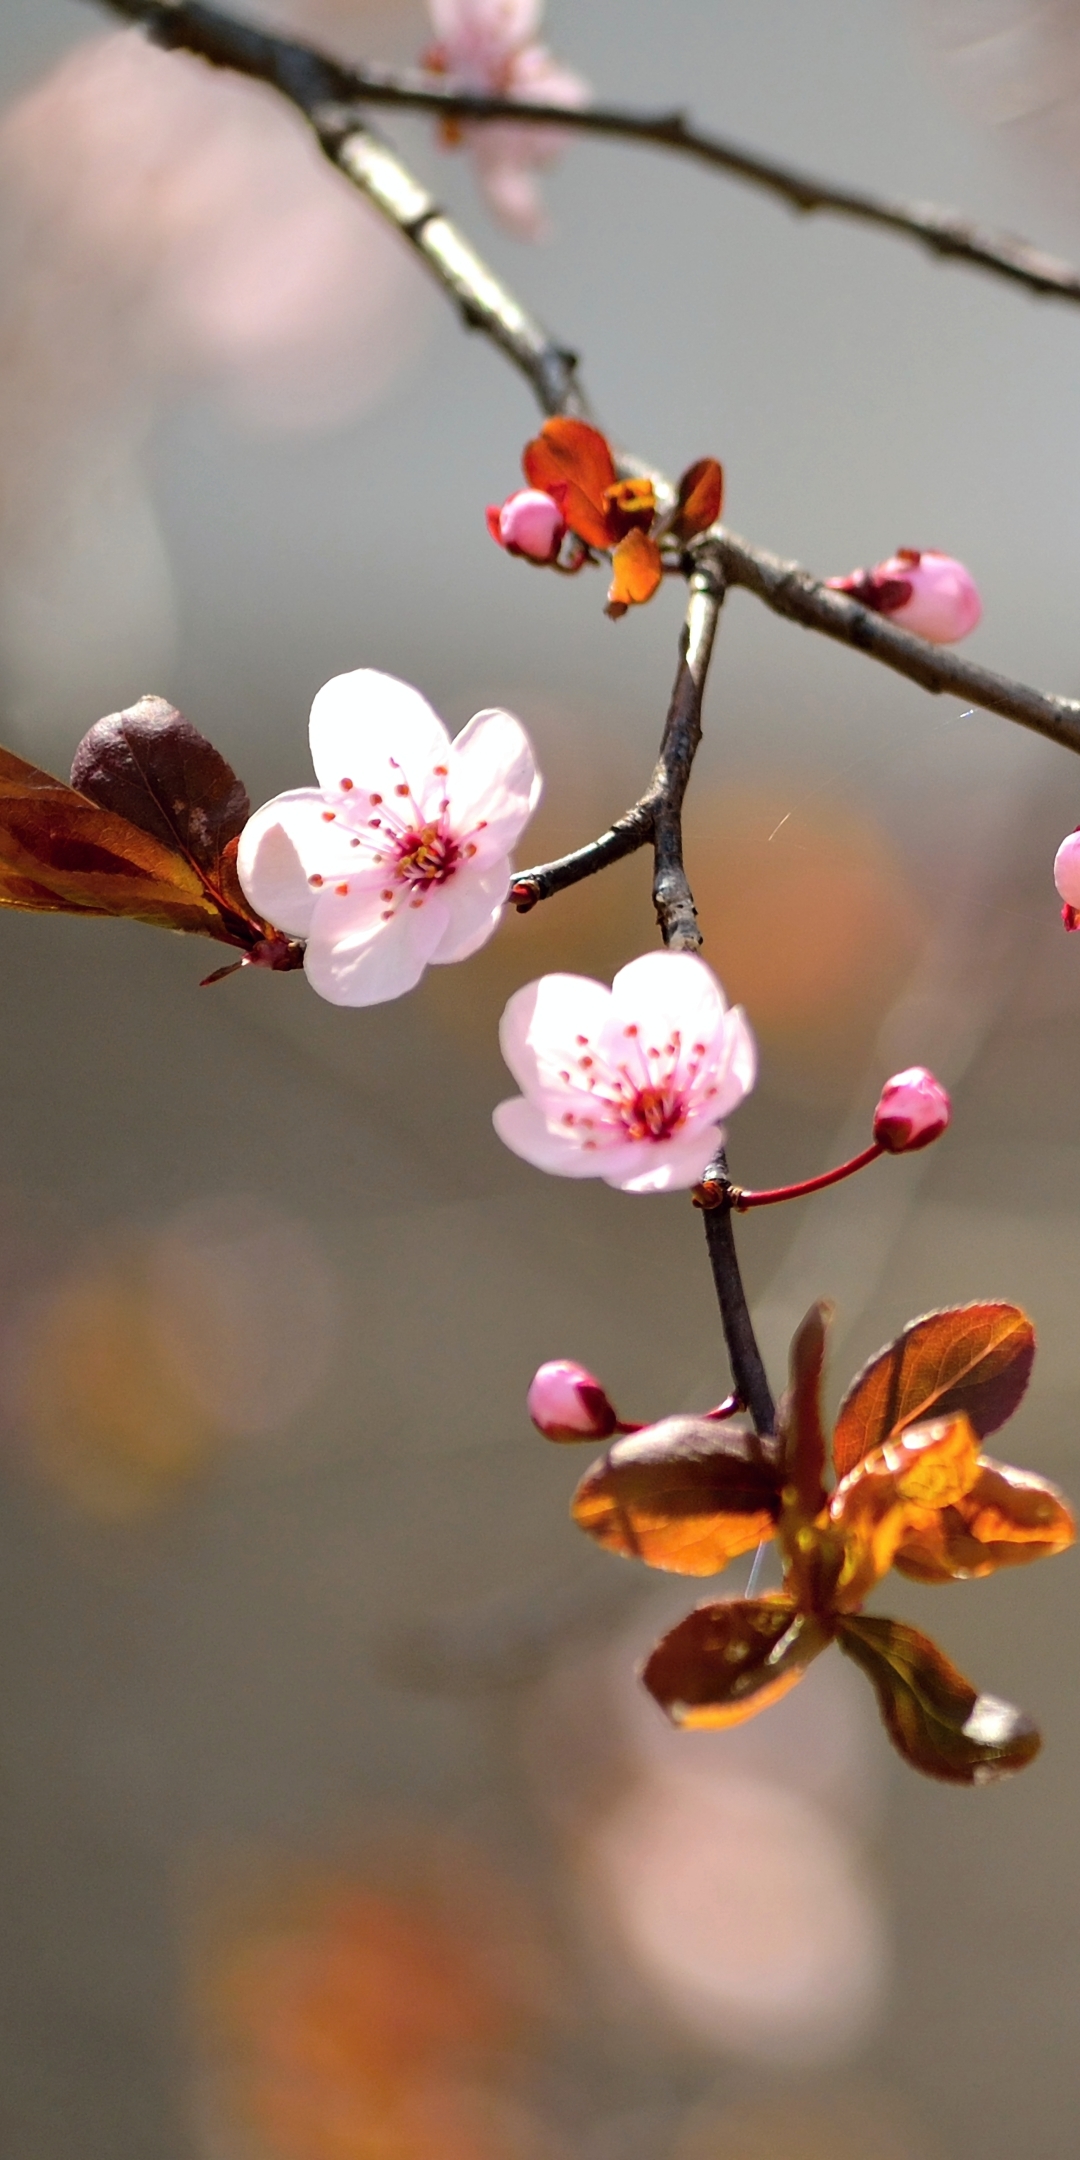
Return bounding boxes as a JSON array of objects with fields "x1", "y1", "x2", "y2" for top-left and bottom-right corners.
[{"x1": 698, "y1": 1149, "x2": 777, "y2": 1439}]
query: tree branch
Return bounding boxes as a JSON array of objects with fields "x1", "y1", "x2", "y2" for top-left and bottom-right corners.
[
  {"x1": 93, "y1": 0, "x2": 1080, "y2": 311},
  {"x1": 697, "y1": 1152, "x2": 777, "y2": 1440},
  {"x1": 714, "y1": 529, "x2": 1080, "y2": 757},
  {"x1": 510, "y1": 542, "x2": 726, "y2": 935}
]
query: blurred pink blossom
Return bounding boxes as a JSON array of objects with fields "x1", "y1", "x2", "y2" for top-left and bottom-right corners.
[
  {"x1": 487, "y1": 486, "x2": 566, "y2": 561},
  {"x1": 238, "y1": 668, "x2": 541, "y2": 1006},
  {"x1": 494, "y1": 951, "x2": 756, "y2": 1193},
  {"x1": 827, "y1": 548, "x2": 981, "y2": 644},
  {"x1": 872, "y1": 1066, "x2": 951, "y2": 1153},
  {"x1": 0, "y1": 28, "x2": 430, "y2": 430},
  {"x1": 422, "y1": 0, "x2": 589, "y2": 238},
  {"x1": 527, "y1": 1359, "x2": 620, "y2": 1441}
]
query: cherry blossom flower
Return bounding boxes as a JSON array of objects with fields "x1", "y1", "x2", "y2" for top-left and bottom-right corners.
[
  {"x1": 487, "y1": 487, "x2": 566, "y2": 562},
  {"x1": 827, "y1": 549, "x2": 981, "y2": 644},
  {"x1": 1054, "y1": 827, "x2": 1080, "y2": 930},
  {"x1": 237, "y1": 669, "x2": 541, "y2": 1006},
  {"x1": 493, "y1": 951, "x2": 756, "y2": 1193},
  {"x1": 421, "y1": 0, "x2": 589, "y2": 239},
  {"x1": 872, "y1": 1067, "x2": 951, "y2": 1152},
  {"x1": 527, "y1": 1359, "x2": 620, "y2": 1441}
]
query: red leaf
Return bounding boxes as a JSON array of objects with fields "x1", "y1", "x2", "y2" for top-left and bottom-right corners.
[
  {"x1": 832, "y1": 1302, "x2": 1035, "y2": 1479},
  {"x1": 522, "y1": 419, "x2": 618, "y2": 550},
  {"x1": 571, "y1": 1414, "x2": 783, "y2": 1575},
  {"x1": 605, "y1": 531, "x2": 663, "y2": 618},
  {"x1": 671, "y1": 457, "x2": 724, "y2": 541},
  {"x1": 837, "y1": 1613, "x2": 1040, "y2": 1782},
  {"x1": 643, "y1": 1596, "x2": 824, "y2": 1729}
]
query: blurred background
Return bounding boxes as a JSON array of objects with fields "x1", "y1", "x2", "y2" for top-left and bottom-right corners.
[{"x1": 0, "y1": 0, "x2": 1078, "y2": 2153}]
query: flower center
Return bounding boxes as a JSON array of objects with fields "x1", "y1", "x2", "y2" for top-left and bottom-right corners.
[
  {"x1": 393, "y1": 821, "x2": 460, "y2": 889},
  {"x1": 620, "y1": 1082, "x2": 684, "y2": 1142}
]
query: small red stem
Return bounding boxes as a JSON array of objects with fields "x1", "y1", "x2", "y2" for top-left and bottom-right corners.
[{"x1": 734, "y1": 1142, "x2": 884, "y2": 1210}]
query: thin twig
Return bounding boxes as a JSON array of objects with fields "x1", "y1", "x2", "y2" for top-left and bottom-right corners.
[
  {"x1": 94, "y1": 0, "x2": 1080, "y2": 310},
  {"x1": 698, "y1": 1150, "x2": 777, "y2": 1439},
  {"x1": 714, "y1": 530, "x2": 1080, "y2": 758},
  {"x1": 96, "y1": 0, "x2": 587, "y2": 417},
  {"x1": 510, "y1": 542, "x2": 726, "y2": 936}
]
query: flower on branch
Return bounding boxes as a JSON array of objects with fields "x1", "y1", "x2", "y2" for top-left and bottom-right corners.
[
  {"x1": 486, "y1": 487, "x2": 567, "y2": 563},
  {"x1": 872, "y1": 1065, "x2": 951, "y2": 1152},
  {"x1": 559, "y1": 1299, "x2": 1073, "y2": 1780},
  {"x1": 489, "y1": 419, "x2": 723, "y2": 615},
  {"x1": 493, "y1": 950, "x2": 755, "y2": 1192},
  {"x1": 827, "y1": 548, "x2": 981, "y2": 643},
  {"x1": 527, "y1": 1360, "x2": 623, "y2": 1442},
  {"x1": 421, "y1": 0, "x2": 589, "y2": 239},
  {"x1": 237, "y1": 670, "x2": 541, "y2": 1007},
  {"x1": 1053, "y1": 826, "x2": 1080, "y2": 931}
]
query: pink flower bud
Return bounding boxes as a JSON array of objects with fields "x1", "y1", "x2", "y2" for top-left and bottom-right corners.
[
  {"x1": 828, "y1": 549, "x2": 981, "y2": 644},
  {"x1": 873, "y1": 1067, "x2": 951, "y2": 1153},
  {"x1": 487, "y1": 487, "x2": 566, "y2": 564},
  {"x1": 1054, "y1": 829, "x2": 1080, "y2": 930},
  {"x1": 527, "y1": 1359, "x2": 618, "y2": 1442}
]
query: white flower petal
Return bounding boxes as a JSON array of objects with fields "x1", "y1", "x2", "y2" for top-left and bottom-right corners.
[
  {"x1": 237, "y1": 789, "x2": 356, "y2": 937},
  {"x1": 448, "y1": 709, "x2": 541, "y2": 864},
  {"x1": 705, "y1": 1005, "x2": 757, "y2": 1118},
  {"x1": 429, "y1": 0, "x2": 542, "y2": 60},
  {"x1": 493, "y1": 1095, "x2": 616, "y2": 1178},
  {"x1": 605, "y1": 950, "x2": 726, "y2": 1065},
  {"x1": 305, "y1": 887, "x2": 448, "y2": 1007},
  {"x1": 308, "y1": 669, "x2": 450, "y2": 801},
  {"x1": 608, "y1": 1127, "x2": 723, "y2": 1194},
  {"x1": 498, "y1": 971, "x2": 612, "y2": 1095},
  {"x1": 430, "y1": 859, "x2": 508, "y2": 964}
]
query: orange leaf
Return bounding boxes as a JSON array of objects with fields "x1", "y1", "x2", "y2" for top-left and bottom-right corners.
[
  {"x1": 893, "y1": 1454, "x2": 1075, "y2": 1582},
  {"x1": 671, "y1": 457, "x2": 724, "y2": 541},
  {"x1": 600, "y1": 475, "x2": 657, "y2": 538},
  {"x1": 522, "y1": 418, "x2": 618, "y2": 550},
  {"x1": 837, "y1": 1613, "x2": 1040, "y2": 1782},
  {"x1": 832, "y1": 1302, "x2": 1035, "y2": 1480},
  {"x1": 643, "y1": 1595, "x2": 824, "y2": 1730},
  {"x1": 605, "y1": 530, "x2": 663, "y2": 618},
  {"x1": 571, "y1": 1414, "x2": 783, "y2": 1575},
  {"x1": 829, "y1": 1412, "x2": 982, "y2": 1609}
]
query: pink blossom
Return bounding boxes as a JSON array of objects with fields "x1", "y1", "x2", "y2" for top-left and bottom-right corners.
[
  {"x1": 423, "y1": 0, "x2": 589, "y2": 239},
  {"x1": 493, "y1": 951, "x2": 756, "y2": 1194},
  {"x1": 827, "y1": 549, "x2": 981, "y2": 644},
  {"x1": 872, "y1": 1067, "x2": 951, "y2": 1153},
  {"x1": 1054, "y1": 828, "x2": 1080, "y2": 930},
  {"x1": 486, "y1": 486, "x2": 566, "y2": 562},
  {"x1": 237, "y1": 669, "x2": 541, "y2": 1007},
  {"x1": 528, "y1": 1359, "x2": 619, "y2": 1442}
]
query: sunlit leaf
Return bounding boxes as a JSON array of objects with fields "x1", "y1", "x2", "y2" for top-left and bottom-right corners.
[
  {"x1": 671, "y1": 456, "x2": 724, "y2": 540},
  {"x1": 832, "y1": 1302, "x2": 1035, "y2": 1479},
  {"x1": 601, "y1": 475, "x2": 657, "y2": 536},
  {"x1": 837, "y1": 1613, "x2": 1040, "y2": 1782},
  {"x1": 0, "y1": 741, "x2": 231, "y2": 937},
  {"x1": 522, "y1": 417, "x2": 618, "y2": 550},
  {"x1": 829, "y1": 1412, "x2": 982, "y2": 1608},
  {"x1": 571, "y1": 1414, "x2": 783, "y2": 1575},
  {"x1": 643, "y1": 1595, "x2": 825, "y2": 1729},
  {"x1": 72, "y1": 694, "x2": 250, "y2": 877},
  {"x1": 893, "y1": 1454, "x2": 1076, "y2": 1582},
  {"x1": 605, "y1": 530, "x2": 663, "y2": 618}
]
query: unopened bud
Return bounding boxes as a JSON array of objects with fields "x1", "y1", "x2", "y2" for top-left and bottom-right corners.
[
  {"x1": 828, "y1": 549, "x2": 981, "y2": 644},
  {"x1": 1054, "y1": 828, "x2": 1080, "y2": 931},
  {"x1": 487, "y1": 488, "x2": 566, "y2": 564},
  {"x1": 873, "y1": 1066, "x2": 951, "y2": 1153},
  {"x1": 527, "y1": 1358, "x2": 618, "y2": 1442}
]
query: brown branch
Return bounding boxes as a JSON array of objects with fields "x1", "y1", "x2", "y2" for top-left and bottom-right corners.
[
  {"x1": 714, "y1": 529, "x2": 1080, "y2": 757},
  {"x1": 510, "y1": 543, "x2": 726, "y2": 936},
  {"x1": 697, "y1": 1151, "x2": 777, "y2": 1439},
  {"x1": 92, "y1": 0, "x2": 1080, "y2": 310}
]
